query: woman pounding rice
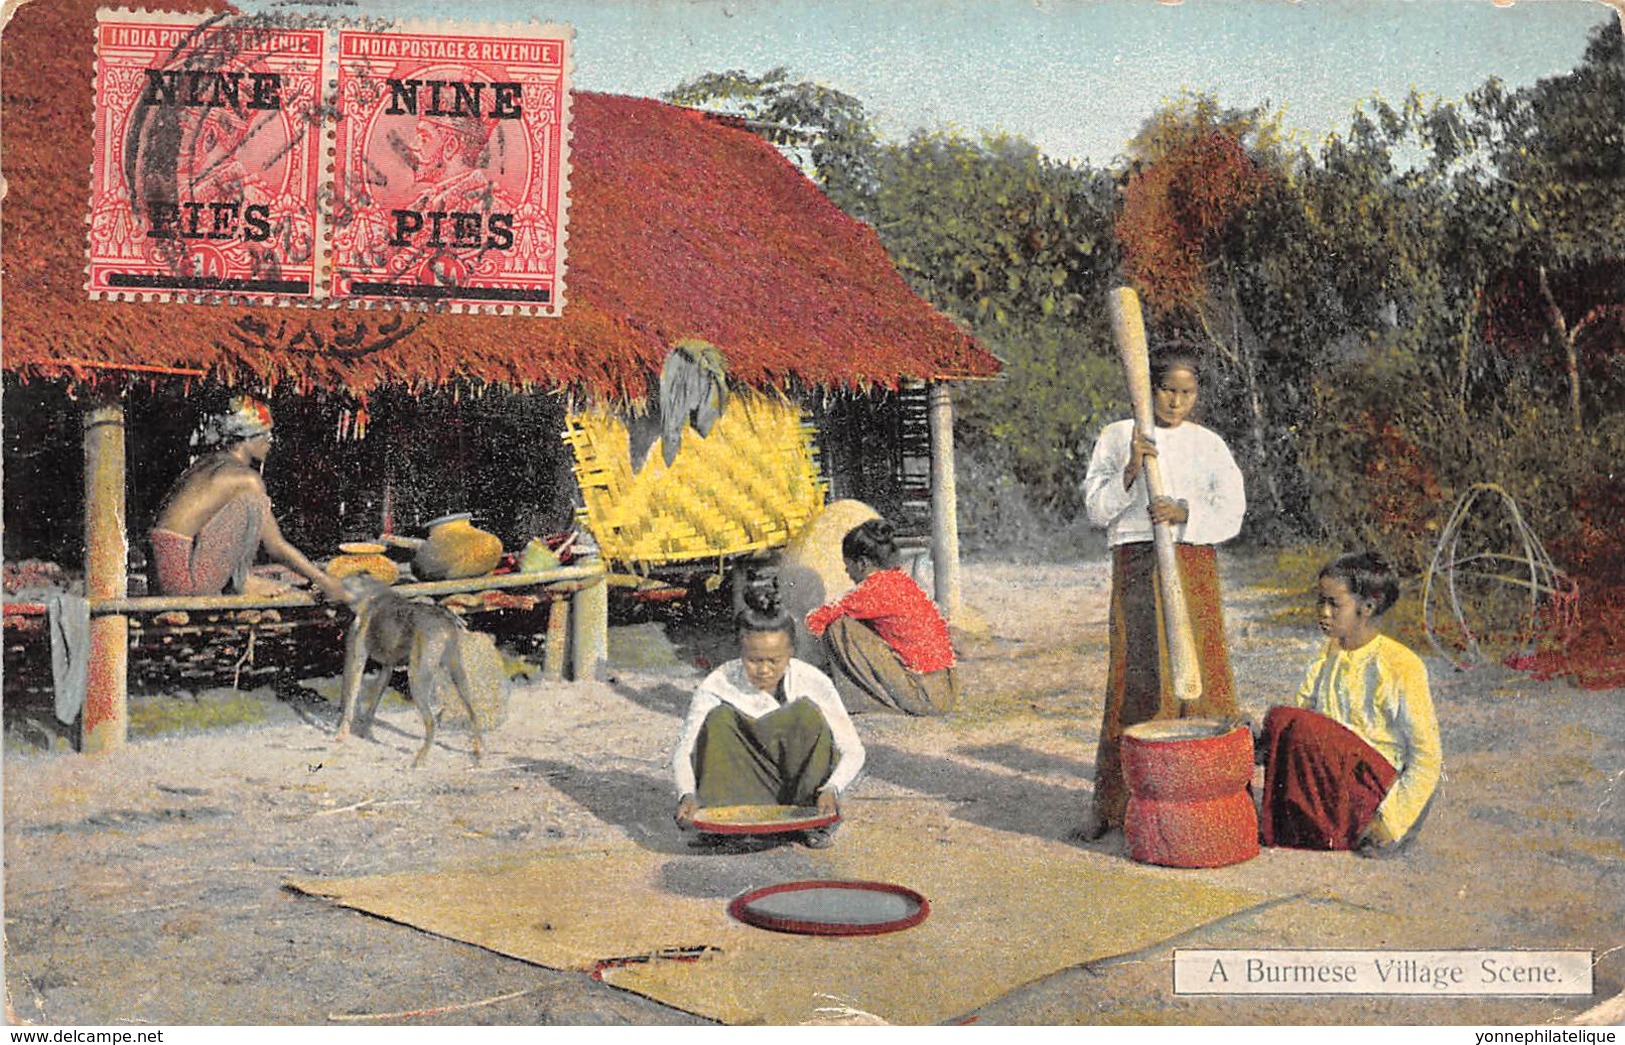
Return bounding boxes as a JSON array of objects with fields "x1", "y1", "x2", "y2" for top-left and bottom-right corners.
[{"x1": 1080, "y1": 348, "x2": 1246, "y2": 839}]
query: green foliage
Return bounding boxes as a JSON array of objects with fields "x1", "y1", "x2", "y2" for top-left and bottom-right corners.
[
  {"x1": 1117, "y1": 93, "x2": 1322, "y2": 540},
  {"x1": 871, "y1": 130, "x2": 1120, "y2": 327},
  {"x1": 1126, "y1": 91, "x2": 1292, "y2": 168},
  {"x1": 664, "y1": 72, "x2": 1131, "y2": 526},
  {"x1": 864, "y1": 129, "x2": 1127, "y2": 520},
  {"x1": 665, "y1": 29, "x2": 1625, "y2": 570},
  {"x1": 1465, "y1": 25, "x2": 1625, "y2": 265},
  {"x1": 1456, "y1": 24, "x2": 1625, "y2": 431},
  {"x1": 1305, "y1": 334, "x2": 1625, "y2": 581},
  {"x1": 1296, "y1": 18, "x2": 1625, "y2": 577},
  {"x1": 952, "y1": 438, "x2": 1105, "y2": 560},
  {"x1": 955, "y1": 332, "x2": 1126, "y2": 522},
  {"x1": 664, "y1": 67, "x2": 882, "y2": 218}
]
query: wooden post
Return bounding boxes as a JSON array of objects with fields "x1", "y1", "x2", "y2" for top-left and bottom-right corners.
[
  {"x1": 568, "y1": 568, "x2": 608, "y2": 681},
  {"x1": 542, "y1": 596, "x2": 570, "y2": 682},
  {"x1": 928, "y1": 382, "x2": 962, "y2": 618},
  {"x1": 82, "y1": 401, "x2": 129, "y2": 752}
]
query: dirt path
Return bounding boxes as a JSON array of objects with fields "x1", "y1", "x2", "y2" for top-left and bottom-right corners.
[{"x1": 4, "y1": 557, "x2": 1622, "y2": 1025}]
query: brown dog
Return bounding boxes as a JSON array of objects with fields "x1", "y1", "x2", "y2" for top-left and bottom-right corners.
[{"x1": 337, "y1": 575, "x2": 484, "y2": 766}]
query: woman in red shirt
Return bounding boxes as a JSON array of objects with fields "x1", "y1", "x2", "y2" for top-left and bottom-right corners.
[{"x1": 805, "y1": 519, "x2": 958, "y2": 715}]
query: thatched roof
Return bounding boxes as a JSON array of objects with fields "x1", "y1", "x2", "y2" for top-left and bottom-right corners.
[{"x1": 1, "y1": 0, "x2": 999, "y2": 402}]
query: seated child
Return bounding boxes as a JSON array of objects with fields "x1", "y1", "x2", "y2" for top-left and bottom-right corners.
[
  {"x1": 1260, "y1": 552, "x2": 1443, "y2": 854},
  {"x1": 672, "y1": 602, "x2": 865, "y2": 848},
  {"x1": 804, "y1": 518, "x2": 957, "y2": 716}
]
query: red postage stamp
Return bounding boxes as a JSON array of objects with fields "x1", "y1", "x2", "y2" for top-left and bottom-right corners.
[
  {"x1": 330, "y1": 27, "x2": 573, "y2": 314},
  {"x1": 87, "y1": 12, "x2": 326, "y2": 302}
]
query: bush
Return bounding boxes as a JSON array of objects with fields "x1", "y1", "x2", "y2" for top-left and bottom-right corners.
[
  {"x1": 1303, "y1": 342, "x2": 1625, "y2": 664},
  {"x1": 954, "y1": 439, "x2": 1105, "y2": 561}
]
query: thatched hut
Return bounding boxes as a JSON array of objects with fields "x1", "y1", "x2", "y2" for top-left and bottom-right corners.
[{"x1": 1, "y1": 0, "x2": 1001, "y2": 750}]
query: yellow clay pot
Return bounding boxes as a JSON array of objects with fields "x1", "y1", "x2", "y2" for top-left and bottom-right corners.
[
  {"x1": 413, "y1": 513, "x2": 503, "y2": 581},
  {"x1": 327, "y1": 542, "x2": 399, "y2": 585}
]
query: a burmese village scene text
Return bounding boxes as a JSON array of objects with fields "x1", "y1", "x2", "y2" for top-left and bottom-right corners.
[{"x1": 2, "y1": 0, "x2": 1623, "y2": 1031}]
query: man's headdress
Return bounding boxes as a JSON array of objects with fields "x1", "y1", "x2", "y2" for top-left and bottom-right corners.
[{"x1": 191, "y1": 395, "x2": 274, "y2": 448}]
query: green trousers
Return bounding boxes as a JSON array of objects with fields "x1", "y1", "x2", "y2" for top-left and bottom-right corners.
[
  {"x1": 822, "y1": 617, "x2": 957, "y2": 716},
  {"x1": 692, "y1": 700, "x2": 836, "y2": 807}
]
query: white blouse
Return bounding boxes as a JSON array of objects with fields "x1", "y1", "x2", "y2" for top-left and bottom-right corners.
[
  {"x1": 671, "y1": 658, "x2": 866, "y2": 797},
  {"x1": 1082, "y1": 418, "x2": 1246, "y2": 547}
]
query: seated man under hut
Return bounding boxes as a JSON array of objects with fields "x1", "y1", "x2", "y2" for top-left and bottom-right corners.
[{"x1": 149, "y1": 395, "x2": 347, "y2": 602}]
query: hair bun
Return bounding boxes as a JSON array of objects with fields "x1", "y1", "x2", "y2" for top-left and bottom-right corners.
[{"x1": 740, "y1": 571, "x2": 781, "y2": 616}]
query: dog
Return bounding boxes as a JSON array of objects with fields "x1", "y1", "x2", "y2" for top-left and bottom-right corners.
[{"x1": 336, "y1": 575, "x2": 484, "y2": 767}]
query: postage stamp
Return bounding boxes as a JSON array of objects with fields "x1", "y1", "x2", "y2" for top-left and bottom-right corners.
[
  {"x1": 329, "y1": 27, "x2": 573, "y2": 313},
  {"x1": 87, "y1": 11, "x2": 326, "y2": 303},
  {"x1": 87, "y1": 12, "x2": 573, "y2": 313}
]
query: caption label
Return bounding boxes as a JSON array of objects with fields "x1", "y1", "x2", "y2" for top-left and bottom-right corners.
[{"x1": 1174, "y1": 949, "x2": 1594, "y2": 996}]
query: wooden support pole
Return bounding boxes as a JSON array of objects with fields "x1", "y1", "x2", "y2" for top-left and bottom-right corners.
[
  {"x1": 542, "y1": 596, "x2": 570, "y2": 682},
  {"x1": 568, "y1": 570, "x2": 608, "y2": 681},
  {"x1": 394, "y1": 565, "x2": 605, "y2": 599},
  {"x1": 82, "y1": 402, "x2": 129, "y2": 752},
  {"x1": 927, "y1": 382, "x2": 962, "y2": 618}
]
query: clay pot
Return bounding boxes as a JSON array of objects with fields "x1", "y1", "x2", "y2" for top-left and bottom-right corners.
[
  {"x1": 326, "y1": 542, "x2": 400, "y2": 585},
  {"x1": 413, "y1": 513, "x2": 503, "y2": 581}
]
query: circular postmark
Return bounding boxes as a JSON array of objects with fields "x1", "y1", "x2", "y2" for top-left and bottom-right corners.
[{"x1": 91, "y1": 11, "x2": 330, "y2": 301}]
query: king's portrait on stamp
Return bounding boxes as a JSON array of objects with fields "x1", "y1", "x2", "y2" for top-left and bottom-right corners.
[
  {"x1": 87, "y1": 16, "x2": 326, "y2": 300},
  {"x1": 330, "y1": 29, "x2": 570, "y2": 312}
]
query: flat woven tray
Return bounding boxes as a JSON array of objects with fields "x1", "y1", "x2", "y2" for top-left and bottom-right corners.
[
  {"x1": 727, "y1": 880, "x2": 930, "y2": 936},
  {"x1": 690, "y1": 804, "x2": 839, "y2": 835}
]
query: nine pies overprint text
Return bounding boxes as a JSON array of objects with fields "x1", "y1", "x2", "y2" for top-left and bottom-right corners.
[{"x1": 87, "y1": 10, "x2": 573, "y2": 314}]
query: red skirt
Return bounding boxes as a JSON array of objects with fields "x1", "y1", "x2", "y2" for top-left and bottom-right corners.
[
  {"x1": 148, "y1": 491, "x2": 269, "y2": 596},
  {"x1": 1091, "y1": 542, "x2": 1237, "y2": 829},
  {"x1": 1260, "y1": 706, "x2": 1396, "y2": 850}
]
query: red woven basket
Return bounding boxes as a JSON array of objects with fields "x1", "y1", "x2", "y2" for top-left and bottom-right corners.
[
  {"x1": 1121, "y1": 719, "x2": 1255, "y2": 801},
  {"x1": 1121, "y1": 719, "x2": 1259, "y2": 868}
]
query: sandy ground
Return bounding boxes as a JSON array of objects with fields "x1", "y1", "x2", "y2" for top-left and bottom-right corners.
[{"x1": 3, "y1": 556, "x2": 1623, "y2": 1026}]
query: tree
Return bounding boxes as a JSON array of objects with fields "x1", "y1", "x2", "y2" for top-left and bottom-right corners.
[
  {"x1": 1114, "y1": 94, "x2": 1308, "y2": 537},
  {"x1": 663, "y1": 70, "x2": 1129, "y2": 541},
  {"x1": 1283, "y1": 94, "x2": 1470, "y2": 558},
  {"x1": 1463, "y1": 20, "x2": 1625, "y2": 430},
  {"x1": 664, "y1": 67, "x2": 882, "y2": 219},
  {"x1": 1290, "y1": 19, "x2": 1625, "y2": 574},
  {"x1": 868, "y1": 129, "x2": 1125, "y2": 521},
  {"x1": 872, "y1": 131, "x2": 1117, "y2": 325}
]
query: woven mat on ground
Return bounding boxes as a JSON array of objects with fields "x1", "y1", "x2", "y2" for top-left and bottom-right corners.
[{"x1": 287, "y1": 802, "x2": 1265, "y2": 1025}]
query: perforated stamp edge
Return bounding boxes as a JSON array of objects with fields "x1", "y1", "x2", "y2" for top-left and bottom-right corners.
[
  {"x1": 84, "y1": 9, "x2": 574, "y2": 316},
  {"x1": 87, "y1": 8, "x2": 334, "y2": 307},
  {"x1": 321, "y1": 18, "x2": 575, "y2": 316}
]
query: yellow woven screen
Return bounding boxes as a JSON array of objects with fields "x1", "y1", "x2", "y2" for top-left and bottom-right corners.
[{"x1": 564, "y1": 393, "x2": 826, "y2": 567}]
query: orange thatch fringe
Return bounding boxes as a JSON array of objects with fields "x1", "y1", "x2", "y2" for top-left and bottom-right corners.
[{"x1": 42, "y1": 358, "x2": 206, "y2": 377}]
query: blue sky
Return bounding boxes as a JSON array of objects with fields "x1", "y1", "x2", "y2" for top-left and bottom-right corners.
[{"x1": 250, "y1": 0, "x2": 1618, "y2": 165}]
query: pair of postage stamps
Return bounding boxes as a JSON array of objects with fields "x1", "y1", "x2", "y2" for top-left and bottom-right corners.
[{"x1": 87, "y1": 10, "x2": 572, "y2": 313}]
